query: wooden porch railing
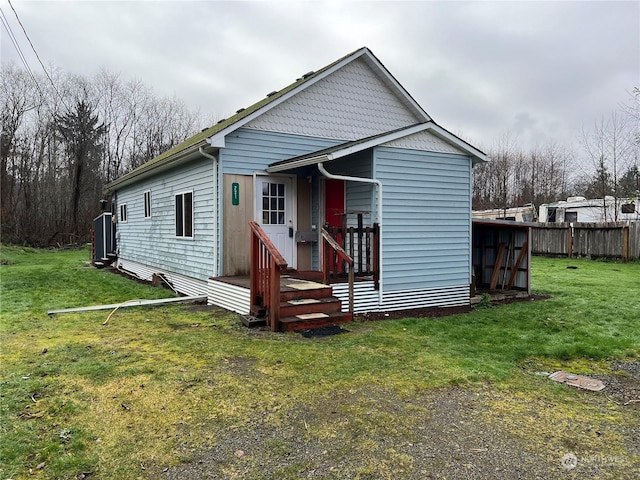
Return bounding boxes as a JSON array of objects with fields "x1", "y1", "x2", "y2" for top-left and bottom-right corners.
[
  {"x1": 322, "y1": 215, "x2": 379, "y2": 289},
  {"x1": 249, "y1": 221, "x2": 288, "y2": 331},
  {"x1": 321, "y1": 228, "x2": 354, "y2": 313}
]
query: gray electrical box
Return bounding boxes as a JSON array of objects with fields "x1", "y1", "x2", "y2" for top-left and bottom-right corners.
[{"x1": 295, "y1": 231, "x2": 318, "y2": 243}]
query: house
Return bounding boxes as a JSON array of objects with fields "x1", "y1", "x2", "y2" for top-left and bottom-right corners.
[
  {"x1": 103, "y1": 47, "x2": 488, "y2": 330},
  {"x1": 538, "y1": 196, "x2": 640, "y2": 223}
]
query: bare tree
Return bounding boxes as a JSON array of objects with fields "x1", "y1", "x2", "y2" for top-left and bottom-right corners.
[
  {"x1": 579, "y1": 111, "x2": 634, "y2": 220},
  {"x1": 1, "y1": 62, "x2": 205, "y2": 246},
  {"x1": 0, "y1": 63, "x2": 41, "y2": 240}
]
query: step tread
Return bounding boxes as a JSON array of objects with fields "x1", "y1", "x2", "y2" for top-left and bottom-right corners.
[
  {"x1": 280, "y1": 296, "x2": 341, "y2": 307},
  {"x1": 279, "y1": 287, "x2": 333, "y2": 301},
  {"x1": 279, "y1": 311, "x2": 353, "y2": 331},
  {"x1": 279, "y1": 296, "x2": 343, "y2": 317}
]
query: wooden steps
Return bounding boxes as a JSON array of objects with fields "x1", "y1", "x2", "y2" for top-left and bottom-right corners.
[
  {"x1": 280, "y1": 311, "x2": 353, "y2": 332},
  {"x1": 250, "y1": 276, "x2": 353, "y2": 332}
]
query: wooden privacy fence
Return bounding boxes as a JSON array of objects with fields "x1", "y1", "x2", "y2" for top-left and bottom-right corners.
[{"x1": 532, "y1": 222, "x2": 640, "y2": 260}]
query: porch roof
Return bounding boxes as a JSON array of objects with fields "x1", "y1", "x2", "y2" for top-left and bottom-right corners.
[{"x1": 266, "y1": 121, "x2": 488, "y2": 173}]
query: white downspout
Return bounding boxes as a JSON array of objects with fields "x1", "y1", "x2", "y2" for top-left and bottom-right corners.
[
  {"x1": 199, "y1": 147, "x2": 219, "y2": 277},
  {"x1": 317, "y1": 162, "x2": 383, "y2": 308}
]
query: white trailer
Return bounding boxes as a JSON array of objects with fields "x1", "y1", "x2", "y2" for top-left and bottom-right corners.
[{"x1": 538, "y1": 196, "x2": 640, "y2": 223}]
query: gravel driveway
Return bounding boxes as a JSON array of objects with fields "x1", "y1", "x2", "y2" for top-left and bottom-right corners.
[{"x1": 162, "y1": 361, "x2": 639, "y2": 480}]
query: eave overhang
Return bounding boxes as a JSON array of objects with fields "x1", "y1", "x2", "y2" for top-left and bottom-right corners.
[
  {"x1": 267, "y1": 122, "x2": 488, "y2": 173},
  {"x1": 103, "y1": 144, "x2": 216, "y2": 194}
]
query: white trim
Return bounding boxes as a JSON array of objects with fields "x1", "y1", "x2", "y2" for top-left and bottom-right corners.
[
  {"x1": 427, "y1": 123, "x2": 488, "y2": 163},
  {"x1": 358, "y1": 50, "x2": 432, "y2": 123},
  {"x1": 143, "y1": 190, "x2": 152, "y2": 219},
  {"x1": 117, "y1": 258, "x2": 209, "y2": 297},
  {"x1": 267, "y1": 124, "x2": 429, "y2": 173},
  {"x1": 317, "y1": 162, "x2": 384, "y2": 307},
  {"x1": 327, "y1": 124, "x2": 429, "y2": 160},
  {"x1": 205, "y1": 279, "x2": 469, "y2": 316},
  {"x1": 208, "y1": 279, "x2": 251, "y2": 314},
  {"x1": 119, "y1": 203, "x2": 128, "y2": 223},
  {"x1": 174, "y1": 190, "x2": 194, "y2": 239},
  {"x1": 267, "y1": 122, "x2": 488, "y2": 174},
  {"x1": 198, "y1": 147, "x2": 220, "y2": 277},
  {"x1": 207, "y1": 48, "x2": 431, "y2": 149},
  {"x1": 468, "y1": 162, "x2": 473, "y2": 285},
  {"x1": 252, "y1": 172, "x2": 298, "y2": 268}
]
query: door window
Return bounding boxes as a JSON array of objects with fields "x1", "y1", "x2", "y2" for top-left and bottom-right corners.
[{"x1": 262, "y1": 182, "x2": 286, "y2": 225}]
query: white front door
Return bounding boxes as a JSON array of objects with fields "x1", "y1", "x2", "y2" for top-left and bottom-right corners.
[{"x1": 256, "y1": 176, "x2": 295, "y2": 267}]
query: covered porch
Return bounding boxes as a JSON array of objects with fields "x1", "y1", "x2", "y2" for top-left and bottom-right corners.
[
  {"x1": 215, "y1": 138, "x2": 386, "y2": 330},
  {"x1": 210, "y1": 219, "x2": 380, "y2": 331}
]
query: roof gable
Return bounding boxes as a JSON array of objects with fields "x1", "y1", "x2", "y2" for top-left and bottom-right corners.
[
  {"x1": 381, "y1": 129, "x2": 465, "y2": 155},
  {"x1": 105, "y1": 47, "x2": 475, "y2": 192},
  {"x1": 243, "y1": 55, "x2": 425, "y2": 140}
]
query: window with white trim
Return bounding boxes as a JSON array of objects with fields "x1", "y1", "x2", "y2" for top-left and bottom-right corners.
[
  {"x1": 262, "y1": 182, "x2": 286, "y2": 224},
  {"x1": 175, "y1": 191, "x2": 193, "y2": 237},
  {"x1": 144, "y1": 190, "x2": 151, "y2": 218},
  {"x1": 119, "y1": 204, "x2": 128, "y2": 223}
]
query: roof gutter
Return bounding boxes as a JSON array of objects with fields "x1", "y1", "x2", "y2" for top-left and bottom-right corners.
[
  {"x1": 104, "y1": 142, "x2": 208, "y2": 194},
  {"x1": 199, "y1": 147, "x2": 220, "y2": 276},
  {"x1": 268, "y1": 154, "x2": 330, "y2": 173},
  {"x1": 317, "y1": 162, "x2": 384, "y2": 308}
]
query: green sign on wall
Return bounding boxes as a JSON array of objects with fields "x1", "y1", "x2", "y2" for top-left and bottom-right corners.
[{"x1": 232, "y1": 182, "x2": 240, "y2": 205}]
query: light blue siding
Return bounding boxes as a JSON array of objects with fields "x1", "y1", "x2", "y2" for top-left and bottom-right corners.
[
  {"x1": 221, "y1": 128, "x2": 340, "y2": 270},
  {"x1": 375, "y1": 147, "x2": 472, "y2": 291},
  {"x1": 115, "y1": 157, "x2": 216, "y2": 281},
  {"x1": 221, "y1": 128, "x2": 340, "y2": 175},
  {"x1": 332, "y1": 151, "x2": 375, "y2": 226}
]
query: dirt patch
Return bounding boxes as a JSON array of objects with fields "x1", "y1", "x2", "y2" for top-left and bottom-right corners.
[
  {"x1": 591, "y1": 360, "x2": 640, "y2": 410},
  {"x1": 356, "y1": 304, "x2": 471, "y2": 322},
  {"x1": 492, "y1": 293, "x2": 551, "y2": 305},
  {"x1": 182, "y1": 304, "x2": 225, "y2": 313},
  {"x1": 160, "y1": 384, "x2": 638, "y2": 479}
]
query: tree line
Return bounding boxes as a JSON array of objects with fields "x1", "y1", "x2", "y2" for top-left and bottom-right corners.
[
  {"x1": 1, "y1": 62, "x2": 638, "y2": 246},
  {"x1": 473, "y1": 89, "x2": 640, "y2": 216},
  {"x1": 1, "y1": 63, "x2": 205, "y2": 245}
]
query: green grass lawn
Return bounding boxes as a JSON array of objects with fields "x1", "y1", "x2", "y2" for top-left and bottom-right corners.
[{"x1": 1, "y1": 245, "x2": 638, "y2": 479}]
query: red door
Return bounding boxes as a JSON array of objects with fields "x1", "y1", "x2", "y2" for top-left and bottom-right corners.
[
  {"x1": 324, "y1": 180, "x2": 345, "y2": 273},
  {"x1": 325, "y1": 179, "x2": 345, "y2": 228}
]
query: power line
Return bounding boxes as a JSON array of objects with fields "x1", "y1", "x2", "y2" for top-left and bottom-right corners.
[
  {"x1": 0, "y1": 6, "x2": 44, "y2": 97},
  {"x1": 1, "y1": 7, "x2": 28, "y2": 69},
  {"x1": 6, "y1": 0, "x2": 70, "y2": 111}
]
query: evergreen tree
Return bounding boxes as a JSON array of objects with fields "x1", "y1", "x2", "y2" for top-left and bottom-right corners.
[{"x1": 54, "y1": 100, "x2": 106, "y2": 237}]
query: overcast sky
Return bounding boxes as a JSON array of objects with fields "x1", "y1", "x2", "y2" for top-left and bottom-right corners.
[{"x1": 2, "y1": 0, "x2": 638, "y2": 155}]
